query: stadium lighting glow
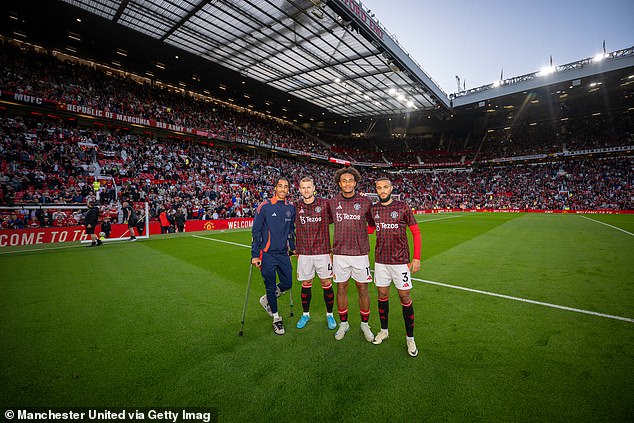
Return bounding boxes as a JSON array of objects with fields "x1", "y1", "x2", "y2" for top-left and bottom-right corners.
[
  {"x1": 388, "y1": 88, "x2": 397, "y2": 96},
  {"x1": 363, "y1": 94, "x2": 370, "y2": 100},
  {"x1": 593, "y1": 53, "x2": 606, "y2": 62},
  {"x1": 492, "y1": 80, "x2": 502, "y2": 88},
  {"x1": 397, "y1": 94, "x2": 405, "y2": 101},
  {"x1": 406, "y1": 100, "x2": 415, "y2": 108},
  {"x1": 537, "y1": 66, "x2": 555, "y2": 76},
  {"x1": 334, "y1": 78, "x2": 341, "y2": 83}
]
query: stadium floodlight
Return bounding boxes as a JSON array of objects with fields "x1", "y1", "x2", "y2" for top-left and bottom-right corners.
[
  {"x1": 406, "y1": 100, "x2": 415, "y2": 108},
  {"x1": 538, "y1": 66, "x2": 555, "y2": 76},
  {"x1": 334, "y1": 77, "x2": 341, "y2": 83},
  {"x1": 593, "y1": 53, "x2": 606, "y2": 62},
  {"x1": 492, "y1": 80, "x2": 502, "y2": 88}
]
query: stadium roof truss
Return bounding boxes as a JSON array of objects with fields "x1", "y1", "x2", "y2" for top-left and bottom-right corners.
[{"x1": 61, "y1": 0, "x2": 451, "y2": 118}]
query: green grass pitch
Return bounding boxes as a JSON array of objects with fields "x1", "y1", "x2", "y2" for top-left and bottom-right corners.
[{"x1": 1, "y1": 213, "x2": 633, "y2": 422}]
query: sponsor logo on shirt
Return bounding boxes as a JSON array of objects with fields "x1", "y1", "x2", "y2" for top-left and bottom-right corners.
[
  {"x1": 336, "y1": 212, "x2": 361, "y2": 222},
  {"x1": 376, "y1": 222, "x2": 399, "y2": 231},
  {"x1": 300, "y1": 216, "x2": 322, "y2": 224}
]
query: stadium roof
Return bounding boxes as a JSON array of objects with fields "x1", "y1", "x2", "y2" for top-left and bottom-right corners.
[
  {"x1": 451, "y1": 47, "x2": 634, "y2": 108},
  {"x1": 60, "y1": 0, "x2": 451, "y2": 118}
]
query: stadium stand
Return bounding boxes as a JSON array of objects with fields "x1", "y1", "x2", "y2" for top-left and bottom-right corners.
[{"x1": 0, "y1": 37, "x2": 632, "y2": 232}]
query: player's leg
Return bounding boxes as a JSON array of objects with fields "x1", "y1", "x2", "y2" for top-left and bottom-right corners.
[
  {"x1": 320, "y1": 278, "x2": 336, "y2": 329},
  {"x1": 373, "y1": 287, "x2": 391, "y2": 344},
  {"x1": 315, "y1": 254, "x2": 336, "y2": 329},
  {"x1": 394, "y1": 265, "x2": 417, "y2": 357},
  {"x1": 333, "y1": 255, "x2": 352, "y2": 339},
  {"x1": 260, "y1": 255, "x2": 279, "y2": 316},
  {"x1": 351, "y1": 255, "x2": 374, "y2": 342},
  {"x1": 262, "y1": 255, "x2": 285, "y2": 335},
  {"x1": 296, "y1": 255, "x2": 314, "y2": 328},
  {"x1": 296, "y1": 280, "x2": 312, "y2": 328},
  {"x1": 373, "y1": 263, "x2": 391, "y2": 344}
]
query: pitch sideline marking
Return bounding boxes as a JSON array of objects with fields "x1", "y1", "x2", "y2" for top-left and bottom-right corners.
[
  {"x1": 578, "y1": 215, "x2": 634, "y2": 237},
  {"x1": 192, "y1": 234, "x2": 251, "y2": 248},
  {"x1": 194, "y1": 235, "x2": 633, "y2": 323},
  {"x1": 415, "y1": 214, "x2": 464, "y2": 223},
  {"x1": 413, "y1": 277, "x2": 633, "y2": 323},
  {"x1": 0, "y1": 244, "x2": 85, "y2": 255}
]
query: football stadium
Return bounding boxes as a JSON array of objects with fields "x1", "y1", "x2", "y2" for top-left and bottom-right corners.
[{"x1": 1, "y1": 0, "x2": 633, "y2": 422}]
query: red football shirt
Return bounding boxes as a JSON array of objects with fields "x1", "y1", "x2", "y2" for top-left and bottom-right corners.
[
  {"x1": 294, "y1": 197, "x2": 331, "y2": 255},
  {"x1": 329, "y1": 193, "x2": 375, "y2": 256},
  {"x1": 372, "y1": 200, "x2": 418, "y2": 264}
]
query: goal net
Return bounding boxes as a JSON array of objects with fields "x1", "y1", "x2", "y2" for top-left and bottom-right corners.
[{"x1": 0, "y1": 202, "x2": 150, "y2": 246}]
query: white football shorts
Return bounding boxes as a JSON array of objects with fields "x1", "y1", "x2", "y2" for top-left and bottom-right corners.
[
  {"x1": 297, "y1": 254, "x2": 333, "y2": 281},
  {"x1": 333, "y1": 254, "x2": 372, "y2": 283},
  {"x1": 374, "y1": 263, "x2": 412, "y2": 290}
]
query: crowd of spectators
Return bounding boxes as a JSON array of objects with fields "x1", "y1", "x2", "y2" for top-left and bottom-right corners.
[
  {"x1": 0, "y1": 42, "x2": 331, "y2": 157},
  {"x1": 1, "y1": 112, "x2": 632, "y2": 231},
  {"x1": 1, "y1": 40, "x2": 632, "y2": 231}
]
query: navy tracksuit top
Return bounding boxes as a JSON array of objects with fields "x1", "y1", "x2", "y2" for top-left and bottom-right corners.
[{"x1": 251, "y1": 196, "x2": 296, "y2": 259}]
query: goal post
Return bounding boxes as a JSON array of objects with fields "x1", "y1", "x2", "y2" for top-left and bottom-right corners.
[
  {"x1": 0, "y1": 202, "x2": 150, "y2": 245},
  {"x1": 81, "y1": 201, "x2": 150, "y2": 244}
]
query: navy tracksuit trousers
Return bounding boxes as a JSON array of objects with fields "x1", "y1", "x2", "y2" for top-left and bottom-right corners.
[{"x1": 261, "y1": 251, "x2": 292, "y2": 314}]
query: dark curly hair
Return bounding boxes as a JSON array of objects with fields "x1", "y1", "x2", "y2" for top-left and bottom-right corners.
[{"x1": 333, "y1": 166, "x2": 361, "y2": 184}]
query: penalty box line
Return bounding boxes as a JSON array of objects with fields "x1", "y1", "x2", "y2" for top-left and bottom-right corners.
[{"x1": 193, "y1": 235, "x2": 633, "y2": 324}]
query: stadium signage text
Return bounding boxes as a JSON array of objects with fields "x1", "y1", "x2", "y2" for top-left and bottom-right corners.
[
  {"x1": 0, "y1": 90, "x2": 56, "y2": 107},
  {"x1": 340, "y1": 0, "x2": 384, "y2": 40},
  {"x1": 0, "y1": 218, "x2": 255, "y2": 247}
]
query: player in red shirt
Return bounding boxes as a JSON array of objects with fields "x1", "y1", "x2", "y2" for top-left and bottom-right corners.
[
  {"x1": 328, "y1": 167, "x2": 376, "y2": 342},
  {"x1": 294, "y1": 176, "x2": 336, "y2": 330},
  {"x1": 371, "y1": 177, "x2": 422, "y2": 357}
]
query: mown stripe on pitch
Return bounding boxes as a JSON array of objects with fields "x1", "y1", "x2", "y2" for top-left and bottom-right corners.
[{"x1": 194, "y1": 235, "x2": 633, "y2": 323}]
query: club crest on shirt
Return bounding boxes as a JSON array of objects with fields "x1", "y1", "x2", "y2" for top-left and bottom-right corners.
[
  {"x1": 315, "y1": 206, "x2": 322, "y2": 213},
  {"x1": 286, "y1": 210, "x2": 292, "y2": 218},
  {"x1": 390, "y1": 211, "x2": 399, "y2": 219},
  {"x1": 354, "y1": 203, "x2": 361, "y2": 211}
]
